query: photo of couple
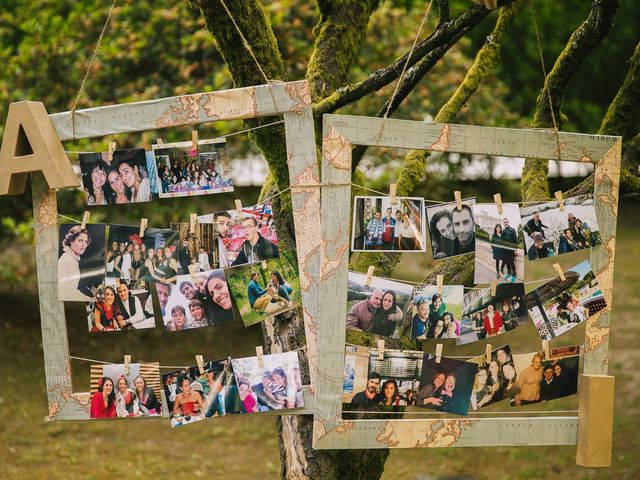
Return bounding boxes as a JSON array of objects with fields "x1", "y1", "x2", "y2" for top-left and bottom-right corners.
[
  {"x1": 410, "y1": 284, "x2": 464, "y2": 340},
  {"x1": 152, "y1": 138, "x2": 233, "y2": 198},
  {"x1": 86, "y1": 278, "x2": 155, "y2": 332},
  {"x1": 469, "y1": 345, "x2": 515, "y2": 410},
  {"x1": 79, "y1": 148, "x2": 158, "y2": 206},
  {"x1": 351, "y1": 196, "x2": 426, "y2": 252},
  {"x1": 426, "y1": 198, "x2": 477, "y2": 259},
  {"x1": 520, "y1": 194, "x2": 602, "y2": 261},
  {"x1": 417, "y1": 354, "x2": 477, "y2": 416},
  {"x1": 345, "y1": 271, "x2": 413, "y2": 338}
]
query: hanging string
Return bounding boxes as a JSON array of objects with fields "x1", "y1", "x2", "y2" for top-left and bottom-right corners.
[
  {"x1": 69, "y1": 0, "x2": 118, "y2": 139},
  {"x1": 340, "y1": 409, "x2": 579, "y2": 416}
]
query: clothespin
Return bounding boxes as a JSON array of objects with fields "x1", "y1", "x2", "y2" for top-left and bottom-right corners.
[
  {"x1": 195, "y1": 355, "x2": 205, "y2": 375},
  {"x1": 107, "y1": 141, "x2": 116, "y2": 162},
  {"x1": 377, "y1": 339, "x2": 385, "y2": 360},
  {"x1": 261, "y1": 260, "x2": 267, "y2": 269},
  {"x1": 555, "y1": 191, "x2": 565, "y2": 211},
  {"x1": 124, "y1": 355, "x2": 131, "y2": 375},
  {"x1": 435, "y1": 344, "x2": 443, "y2": 364},
  {"x1": 542, "y1": 340, "x2": 550, "y2": 360},
  {"x1": 80, "y1": 211, "x2": 90, "y2": 230},
  {"x1": 553, "y1": 263, "x2": 566, "y2": 282},
  {"x1": 139, "y1": 218, "x2": 148, "y2": 238},
  {"x1": 389, "y1": 183, "x2": 397, "y2": 204},
  {"x1": 485, "y1": 344, "x2": 492, "y2": 363},
  {"x1": 364, "y1": 266, "x2": 375, "y2": 286},
  {"x1": 156, "y1": 138, "x2": 163, "y2": 145},
  {"x1": 189, "y1": 213, "x2": 197, "y2": 234},
  {"x1": 235, "y1": 199, "x2": 243, "y2": 214},
  {"x1": 454, "y1": 191, "x2": 462, "y2": 211},
  {"x1": 188, "y1": 263, "x2": 198, "y2": 281},
  {"x1": 256, "y1": 346, "x2": 264, "y2": 369},
  {"x1": 494, "y1": 193, "x2": 503, "y2": 215},
  {"x1": 191, "y1": 130, "x2": 199, "y2": 151},
  {"x1": 436, "y1": 275, "x2": 444, "y2": 295},
  {"x1": 491, "y1": 278, "x2": 497, "y2": 297}
]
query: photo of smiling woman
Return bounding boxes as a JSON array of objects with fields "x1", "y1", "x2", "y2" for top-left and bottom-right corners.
[
  {"x1": 58, "y1": 223, "x2": 106, "y2": 301},
  {"x1": 204, "y1": 269, "x2": 236, "y2": 326}
]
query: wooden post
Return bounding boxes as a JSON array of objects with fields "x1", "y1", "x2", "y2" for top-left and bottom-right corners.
[{"x1": 576, "y1": 374, "x2": 615, "y2": 467}]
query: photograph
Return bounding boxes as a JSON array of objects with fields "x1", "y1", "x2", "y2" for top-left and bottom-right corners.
[
  {"x1": 85, "y1": 278, "x2": 155, "y2": 332},
  {"x1": 416, "y1": 354, "x2": 477, "y2": 416},
  {"x1": 525, "y1": 259, "x2": 607, "y2": 340},
  {"x1": 161, "y1": 269, "x2": 235, "y2": 331},
  {"x1": 225, "y1": 250, "x2": 300, "y2": 327},
  {"x1": 410, "y1": 284, "x2": 464, "y2": 340},
  {"x1": 199, "y1": 203, "x2": 278, "y2": 267},
  {"x1": 343, "y1": 345, "x2": 423, "y2": 411},
  {"x1": 351, "y1": 196, "x2": 426, "y2": 252},
  {"x1": 231, "y1": 351, "x2": 304, "y2": 412},
  {"x1": 106, "y1": 224, "x2": 180, "y2": 284},
  {"x1": 468, "y1": 344, "x2": 514, "y2": 410},
  {"x1": 169, "y1": 220, "x2": 219, "y2": 274},
  {"x1": 152, "y1": 138, "x2": 233, "y2": 198},
  {"x1": 472, "y1": 203, "x2": 525, "y2": 284},
  {"x1": 426, "y1": 198, "x2": 477, "y2": 259},
  {"x1": 508, "y1": 345, "x2": 580, "y2": 406},
  {"x1": 89, "y1": 362, "x2": 162, "y2": 419},
  {"x1": 346, "y1": 271, "x2": 413, "y2": 338},
  {"x1": 163, "y1": 357, "x2": 243, "y2": 427},
  {"x1": 520, "y1": 194, "x2": 602, "y2": 261},
  {"x1": 458, "y1": 283, "x2": 528, "y2": 345},
  {"x1": 58, "y1": 223, "x2": 106, "y2": 302}
]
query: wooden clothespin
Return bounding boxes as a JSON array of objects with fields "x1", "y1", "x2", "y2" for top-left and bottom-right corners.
[
  {"x1": 436, "y1": 275, "x2": 444, "y2": 295},
  {"x1": 188, "y1": 263, "x2": 198, "y2": 281},
  {"x1": 364, "y1": 266, "x2": 375, "y2": 286},
  {"x1": 491, "y1": 278, "x2": 497, "y2": 297},
  {"x1": 107, "y1": 141, "x2": 116, "y2": 162},
  {"x1": 389, "y1": 183, "x2": 397, "y2": 204},
  {"x1": 553, "y1": 263, "x2": 566, "y2": 282},
  {"x1": 542, "y1": 340, "x2": 550, "y2": 360},
  {"x1": 454, "y1": 191, "x2": 462, "y2": 211},
  {"x1": 555, "y1": 191, "x2": 565, "y2": 211},
  {"x1": 189, "y1": 213, "x2": 197, "y2": 234},
  {"x1": 377, "y1": 339, "x2": 385, "y2": 360},
  {"x1": 261, "y1": 260, "x2": 268, "y2": 269},
  {"x1": 256, "y1": 346, "x2": 264, "y2": 369},
  {"x1": 195, "y1": 355, "x2": 205, "y2": 375},
  {"x1": 80, "y1": 211, "x2": 90, "y2": 230},
  {"x1": 435, "y1": 344, "x2": 443, "y2": 364},
  {"x1": 139, "y1": 218, "x2": 148, "y2": 238},
  {"x1": 494, "y1": 193, "x2": 503, "y2": 215},
  {"x1": 156, "y1": 138, "x2": 163, "y2": 145},
  {"x1": 191, "y1": 130, "x2": 199, "y2": 151},
  {"x1": 485, "y1": 344, "x2": 492, "y2": 363},
  {"x1": 124, "y1": 355, "x2": 131, "y2": 375},
  {"x1": 235, "y1": 199, "x2": 243, "y2": 214}
]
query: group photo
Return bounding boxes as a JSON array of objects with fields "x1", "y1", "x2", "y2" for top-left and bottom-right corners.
[
  {"x1": 231, "y1": 351, "x2": 303, "y2": 412},
  {"x1": 472, "y1": 203, "x2": 525, "y2": 284},
  {"x1": 225, "y1": 250, "x2": 300, "y2": 327},
  {"x1": 199, "y1": 203, "x2": 279, "y2": 267},
  {"x1": 345, "y1": 271, "x2": 413, "y2": 338},
  {"x1": 169, "y1": 221, "x2": 219, "y2": 275},
  {"x1": 351, "y1": 196, "x2": 426, "y2": 252},
  {"x1": 469, "y1": 345, "x2": 515, "y2": 410},
  {"x1": 458, "y1": 283, "x2": 527, "y2": 345},
  {"x1": 86, "y1": 278, "x2": 155, "y2": 332},
  {"x1": 410, "y1": 284, "x2": 464, "y2": 340},
  {"x1": 417, "y1": 354, "x2": 477, "y2": 416},
  {"x1": 89, "y1": 362, "x2": 162, "y2": 419},
  {"x1": 426, "y1": 198, "x2": 477, "y2": 259},
  {"x1": 520, "y1": 194, "x2": 602, "y2": 261},
  {"x1": 525, "y1": 260, "x2": 607, "y2": 340},
  {"x1": 152, "y1": 138, "x2": 233, "y2": 198}
]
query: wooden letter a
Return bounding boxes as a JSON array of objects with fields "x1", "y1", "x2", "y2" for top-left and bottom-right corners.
[{"x1": 0, "y1": 101, "x2": 79, "y2": 195}]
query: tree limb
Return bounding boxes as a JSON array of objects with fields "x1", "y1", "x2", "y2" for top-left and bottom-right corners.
[{"x1": 437, "y1": 0, "x2": 450, "y2": 25}]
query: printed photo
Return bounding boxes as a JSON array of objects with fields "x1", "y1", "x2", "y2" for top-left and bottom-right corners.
[
  {"x1": 343, "y1": 346, "x2": 423, "y2": 410},
  {"x1": 458, "y1": 283, "x2": 527, "y2": 345},
  {"x1": 468, "y1": 344, "x2": 514, "y2": 410},
  {"x1": 106, "y1": 224, "x2": 180, "y2": 284},
  {"x1": 410, "y1": 284, "x2": 464, "y2": 340},
  {"x1": 352, "y1": 196, "x2": 426, "y2": 252},
  {"x1": 226, "y1": 250, "x2": 300, "y2": 327},
  {"x1": 90, "y1": 362, "x2": 162, "y2": 419},
  {"x1": 163, "y1": 357, "x2": 243, "y2": 427},
  {"x1": 417, "y1": 354, "x2": 477, "y2": 416},
  {"x1": 473, "y1": 203, "x2": 525, "y2": 284},
  {"x1": 153, "y1": 138, "x2": 233, "y2": 198},
  {"x1": 86, "y1": 278, "x2": 155, "y2": 332},
  {"x1": 199, "y1": 203, "x2": 278, "y2": 267},
  {"x1": 231, "y1": 351, "x2": 304, "y2": 412},
  {"x1": 162, "y1": 269, "x2": 235, "y2": 331},
  {"x1": 170, "y1": 221, "x2": 219, "y2": 274},
  {"x1": 346, "y1": 271, "x2": 413, "y2": 338},
  {"x1": 508, "y1": 346, "x2": 580, "y2": 406},
  {"x1": 58, "y1": 223, "x2": 106, "y2": 301},
  {"x1": 520, "y1": 195, "x2": 602, "y2": 261},
  {"x1": 426, "y1": 198, "x2": 477, "y2": 259},
  {"x1": 525, "y1": 260, "x2": 607, "y2": 340}
]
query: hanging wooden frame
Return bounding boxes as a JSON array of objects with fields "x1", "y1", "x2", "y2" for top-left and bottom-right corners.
[
  {"x1": 313, "y1": 114, "x2": 620, "y2": 467},
  {"x1": 17, "y1": 80, "x2": 321, "y2": 420}
]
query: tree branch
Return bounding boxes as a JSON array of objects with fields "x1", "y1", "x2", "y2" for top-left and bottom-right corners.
[{"x1": 437, "y1": 0, "x2": 450, "y2": 25}]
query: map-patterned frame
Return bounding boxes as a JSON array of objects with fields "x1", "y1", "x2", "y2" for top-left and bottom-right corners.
[
  {"x1": 314, "y1": 114, "x2": 620, "y2": 452},
  {"x1": 32, "y1": 80, "x2": 320, "y2": 420}
]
